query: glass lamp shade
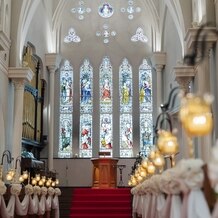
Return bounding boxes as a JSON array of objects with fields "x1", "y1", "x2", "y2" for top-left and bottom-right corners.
[
  {"x1": 179, "y1": 94, "x2": 213, "y2": 136},
  {"x1": 148, "y1": 149, "x2": 156, "y2": 160},
  {"x1": 19, "y1": 176, "x2": 24, "y2": 182},
  {"x1": 31, "y1": 178, "x2": 37, "y2": 185},
  {"x1": 153, "y1": 152, "x2": 165, "y2": 168},
  {"x1": 147, "y1": 162, "x2": 155, "y2": 174},
  {"x1": 38, "y1": 180, "x2": 44, "y2": 186},
  {"x1": 22, "y1": 171, "x2": 28, "y2": 180},
  {"x1": 36, "y1": 174, "x2": 40, "y2": 182},
  {"x1": 128, "y1": 180, "x2": 132, "y2": 186},
  {"x1": 42, "y1": 176, "x2": 46, "y2": 183},
  {"x1": 130, "y1": 175, "x2": 137, "y2": 186},
  {"x1": 6, "y1": 173, "x2": 13, "y2": 181},
  {"x1": 141, "y1": 158, "x2": 148, "y2": 169},
  {"x1": 157, "y1": 130, "x2": 179, "y2": 156},
  {"x1": 136, "y1": 175, "x2": 143, "y2": 183},
  {"x1": 138, "y1": 165, "x2": 147, "y2": 177},
  {"x1": 139, "y1": 169, "x2": 147, "y2": 177},
  {"x1": 46, "y1": 180, "x2": 51, "y2": 187}
]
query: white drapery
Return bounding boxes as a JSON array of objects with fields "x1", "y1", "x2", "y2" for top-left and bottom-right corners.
[
  {"x1": 0, "y1": 182, "x2": 61, "y2": 218},
  {"x1": 131, "y1": 159, "x2": 211, "y2": 218}
]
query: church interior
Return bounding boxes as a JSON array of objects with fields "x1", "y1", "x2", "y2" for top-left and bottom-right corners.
[{"x1": 1, "y1": 0, "x2": 218, "y2": 217}]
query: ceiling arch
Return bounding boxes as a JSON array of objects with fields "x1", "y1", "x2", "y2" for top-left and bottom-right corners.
[{"x1": 51, "y1": 0, "x2": 161, "y2": 68}]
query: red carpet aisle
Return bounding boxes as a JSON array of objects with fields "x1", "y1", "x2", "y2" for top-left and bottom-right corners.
[{"x1": 69, "y1": 188, "x2": 132, "y2": 218}]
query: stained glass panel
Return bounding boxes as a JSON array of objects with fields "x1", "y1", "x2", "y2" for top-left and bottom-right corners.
[
  {"x1": 140, "y1": 113, "x2": 153, "y2": 156},
  {"x1": 98, "y1": 3, "x2": 114, "y2": 18},
  {"x1": 139, "y1": 59, "x2": 152, "y2": 112},
  {"x1": 79, "y1": 114, "x2": 92, "y2": 157},
  {"x1": 99, "y1": 114, "x2": 113, "y2": 155},
  {"x1": 60, "y1": 60, "x2": 73, "y2": 113},
  {"x1": 59, "y1": 60, "x2": 73, "y2": 158},
  {"x1": 139, "y1": 59, "x2": 153, "y2": 156},
  {"x1": 120, "y1": 114, "x2": 133, "y2": 157},
  {"x1": 79, "y1": 59, "x2": 93, "y2": 158},
  {"x1": 58, "y1": 113, "x2": 73, "y2": 158},
  {"x1": 99, "y1": 56, "x2": 113, "y2": 113},
  {"x1": 119, "y1": 58, "x2": 132, "y2": 113},
  {"x1": 80, "y1": 59, "x2": 93, "y2": 113}
]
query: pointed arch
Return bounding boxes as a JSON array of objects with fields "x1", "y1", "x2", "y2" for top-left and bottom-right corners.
[{"x1": 161, "y1": 0, "x2": 185, "y2": 56}]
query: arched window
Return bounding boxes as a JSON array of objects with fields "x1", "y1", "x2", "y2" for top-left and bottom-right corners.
[
  {"x1": 99, "y1": 57, "x2": 113, "y2": 156},
  {"x1": 79, "y1": 59, "x2": 93, "y2": 157},
  {"x1": 119, "y1": 58, "x2": 133, "y2": 157},
  {"x1": 58, "y1": 58, "x2": 153, "y2": 158},
  {"x1": 139, "y1": 59, "x2": 153, "y2": 156},
  {"x1": 58, "y1": 60, "x2": 73, "y2": 158}
]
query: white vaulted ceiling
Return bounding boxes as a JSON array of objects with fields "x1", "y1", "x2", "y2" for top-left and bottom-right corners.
[{"x1": 52, "y1": 0, "x2": 160, "y2": 69}]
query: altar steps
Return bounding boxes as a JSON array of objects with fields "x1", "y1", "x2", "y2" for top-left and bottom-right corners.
[{"x1": 69, "y1": 188, "x2": 132, "y2": 218}]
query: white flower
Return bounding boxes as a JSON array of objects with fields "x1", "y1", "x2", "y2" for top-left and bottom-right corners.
[
  {"x1": 0, "y1": 180, "x2": 7, "y2": 195},
  {"x1": 10, "y1": 184, "x2": 22, "y2": 195},
  {"x1": 33, "y1": 186, "x2": 41, "y2": 195},
  {"x1": 25, "y1": 184, "x2": 33, "y2": 195},
  {"x1": 48, "y1": 187, "x2": 55, "y2": 196},
  {"x1": 55, "y1": 188, "x2": 61, "y2": 196},
  {"x1": 41, "y1": 186, "x2": 47, "y2": 196}
]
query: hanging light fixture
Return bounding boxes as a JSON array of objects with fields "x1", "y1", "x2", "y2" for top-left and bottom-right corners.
[{"x1": 179, "y1": 93, "x2": 213, "y2": 136}]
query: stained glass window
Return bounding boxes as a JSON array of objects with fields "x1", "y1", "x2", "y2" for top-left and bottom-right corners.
[
  {"x1": 58, "y1": 60, "x2": 73, "y2": 158},
  {"x1": 99, "y1": 56, "x2": 113, "y2": 113},
  {"x1": 98, "y1": 3, "x2": 114, "y2": 18},
  {"x1": 79, "y1": 59, "x2": 93, "y2": 157},
  {"x1": 139, "y1": 59, "x2": 153, "y2": 156},
  {"x1": 99, "y1": 57, "x2": 113, "y2": 156},
  {"x1": 119, "y1": 58, "x2": 133, "y2": 157},
  {"x1": 58, "y1": 57, "x2": 154, "y2": 158}
]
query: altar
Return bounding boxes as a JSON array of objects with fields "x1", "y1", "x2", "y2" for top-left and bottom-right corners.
[{"x1": 91, "y1": 158, "x2": 118, "y2": 188}]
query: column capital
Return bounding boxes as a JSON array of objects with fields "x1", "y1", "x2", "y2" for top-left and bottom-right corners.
[
  {"x1": 8, "y1": 67, "x2": 34, "y2": 84},
  {"x1": 45, "y1": 53, "x2": 61, "y2": 72},
  {"x1": 174, "y1": 65, "x2": 196, "y2": 93},
  {"x1": 151, "y1": 52, "x2": 166, "y2": 71},
  {"x1": 185, "y1": 27, "x2": 217, "y2": 51}
]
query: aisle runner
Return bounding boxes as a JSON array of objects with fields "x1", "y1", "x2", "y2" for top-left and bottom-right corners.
[{"x1": 69, "y1": 188, "x2": 132, "y2": 218}]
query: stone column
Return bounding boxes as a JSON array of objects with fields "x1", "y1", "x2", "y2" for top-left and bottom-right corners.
[
  {"x1": 8, "y1": 67, "x2": 34, "y2": 159},
  {"x1": 151, "y1": 52, "x2": 166, "y2": 118},
  {"x1": 45, "y1": 53, "x2": 60, "y2": 171},
  {"x1": 185, "y1": 27, "x2": 217, "y2": 161},
  {"x1": 173, "y1": 65, "x2": 195, "y2": 159},
  {"x1": 174, "y1": 65, "x2": 195, "y2": 93}
]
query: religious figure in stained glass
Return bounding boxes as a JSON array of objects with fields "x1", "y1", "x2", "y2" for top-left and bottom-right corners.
[
  {"x1": 119, "y1": 58, "x2": 133, "y2": 157},
  {"x1": 121, "y1": 82, "x2": 130, "y2": 104},
  {"x1": 102, "y1": 79, "x2": 111, "y2": 100},
  {"x1": 98, "y1": 3, "x2": 114, "y2": 18},
  {"x1": 80, "y1": 59, "x2": 93, "y2": 113},
  {"x1": 139, "y1": 59, "x2": 152, "y2": 112},
  {"x1": 59, "y1": 114, "x2": 73, "y2": 157},
  {"x1": 139, "y1": 59, "x2": 153, "y2": 156},
  {"x1": 140, "y1": 81, "x2": 151, "y2": 103},
  {"x1": 60, "y1": 118, "x2": 72, "y2": 149},
  {"x1": 61, "y1": 76, "x2": 73, "y2": 104},
  {"x1": 120, "y1": 114, "x2": 133, "y2": 157},
  {"x1": 100, "y1": 114, "x2": 113, "y2": 151},
  {"x1": 79, "y1": 59, "x2": 93, "y2": 158},
  {"x1": 59, "y1": 60, "x2": 73, "y2": 158},
  {"x1": 60, "y1": 61, "x2": 73, "y2": 113},
  {"x1": 140, "y1": 114, "x2": 153, "y2": 156},
  {"x1": 80, "y1": 114, "x2": 92, "y2": 157},
  {"x1": 99, "y1": 56, "x2": 113, "y2": 113},
  {"x1": 119, "y1": 58, "x2": 132, "y2": 113}
]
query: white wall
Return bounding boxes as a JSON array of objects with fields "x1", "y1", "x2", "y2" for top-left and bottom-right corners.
[{"x1": 51, "y1": 158, "x2": 135, "y2": 187}]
